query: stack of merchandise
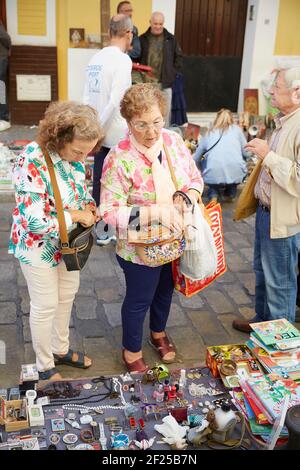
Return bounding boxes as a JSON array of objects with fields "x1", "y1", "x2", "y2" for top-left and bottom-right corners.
[
  {"x1": 232, "y1": 373, "x2": 300, "y2": 442},
  {"x1": 246, "y1": 319, "x2": 300, "y2": 381}
]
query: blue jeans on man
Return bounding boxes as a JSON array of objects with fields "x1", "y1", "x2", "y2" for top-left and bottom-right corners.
[{"x1": 254, "y1": 205, "x2": 300, "y2": 323}]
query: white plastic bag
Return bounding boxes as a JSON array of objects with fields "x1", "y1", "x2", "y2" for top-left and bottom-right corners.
[{"x1": 180, "y1": 203, "x2": 218, "y2": 280}]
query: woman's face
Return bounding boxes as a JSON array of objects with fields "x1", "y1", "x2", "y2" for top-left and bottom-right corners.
[
  {"x1": 59, "y1": 138, "x2": 98, "y2": 163},
  {"x1": 128, "y1": 104, "x2": 164, "y2": 148}
]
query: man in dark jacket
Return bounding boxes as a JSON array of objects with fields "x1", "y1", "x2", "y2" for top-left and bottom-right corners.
[
  {"x1": 139, "y1": 12, "x2": 182, "y2": 126},
  {"x1": 0, "y1": 20, "x2": 11, "y2": 130}
]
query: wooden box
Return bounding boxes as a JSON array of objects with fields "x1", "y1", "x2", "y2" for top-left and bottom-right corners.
[{"x1": 0, "y1": 397, "x2": 29, "y2": 432}]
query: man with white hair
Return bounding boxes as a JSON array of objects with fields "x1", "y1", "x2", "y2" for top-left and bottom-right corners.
[
  {"x1": 233, "y1": 67, "x2": 300, "y2": 332},
  {"x1": 139, "y1": 12, "x2": 182, "y2": 127},
  {"x1": 83, "y1": 14, "x2": 132, "y2": 245}
]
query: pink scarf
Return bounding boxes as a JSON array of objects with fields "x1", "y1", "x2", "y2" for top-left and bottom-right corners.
[{"x1": 129, "y1": 134, "x2": 175, "y2": 205}]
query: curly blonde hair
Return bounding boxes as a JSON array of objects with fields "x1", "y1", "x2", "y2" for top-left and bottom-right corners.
[
  {"x1": 37, "y1": 101, "x2": 104, "y2": 153},
  {"x1": 120, "y1": 83, "x2": 167, "y2": 121}
]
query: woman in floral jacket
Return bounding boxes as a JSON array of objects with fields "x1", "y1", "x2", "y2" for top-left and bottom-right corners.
[
  {"x1": 9, "y1": 101, "x2": 104, "y2": 381},
  {"x1": 100, "y1": 84, "x2": 203, "y2": 374}
]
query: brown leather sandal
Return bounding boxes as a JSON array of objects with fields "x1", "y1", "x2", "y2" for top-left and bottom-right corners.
[
  {"x1": 122, "y1": 350, "x2": 149, "y2": 374},
  {"x1": 149, "y1": 332, "x2": 177, "y2": 364}
]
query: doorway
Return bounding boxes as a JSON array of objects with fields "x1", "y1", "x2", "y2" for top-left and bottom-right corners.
[{"x1": 0, "y1": 0, "x2": 7, "y2": 28}]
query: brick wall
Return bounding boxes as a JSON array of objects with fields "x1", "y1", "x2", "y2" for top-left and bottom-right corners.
[{"x1": 9, "y1": 46, "x2": 58, "y2": 125}]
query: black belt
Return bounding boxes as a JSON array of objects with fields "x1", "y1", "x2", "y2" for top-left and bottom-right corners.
[{"x1": 258, "y1": 201, "x2": 270, "y2": 212}]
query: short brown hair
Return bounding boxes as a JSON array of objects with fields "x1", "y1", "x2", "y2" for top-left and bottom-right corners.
[
  {"x1": 117, "y1": 1, "x2": 131, "y2": 13},
  {"x1": 120, "y1": 83, "x2": 167, "y2": 121},
  {"x1": 37, "y1": 101, "x2": 104, "y2": 153}
]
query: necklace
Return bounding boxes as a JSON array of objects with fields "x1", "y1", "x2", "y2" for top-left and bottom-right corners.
[{"x1": 61, "y1": 378, "x2": 127, "y2": 412}]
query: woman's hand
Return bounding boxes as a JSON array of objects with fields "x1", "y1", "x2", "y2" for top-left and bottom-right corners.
[
  {"x1": 244, "y1": 138, "x2": 270, "y2": 160},
  {"x1": 160, "y1": 206, "x2": 184, "y2": 234},
  {"x1": 68, "y1": 209, "x2": 97, "y2": 227},
  {"x1": 85, "y1": 203, "x2": 96, "y2": 215},
  {"x1": 86, "y1": 203, "x2": 101, "y2": 222}
]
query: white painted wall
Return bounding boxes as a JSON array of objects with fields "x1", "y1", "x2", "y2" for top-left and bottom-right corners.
[
  {"x1": 238, "y1": 0, "x2": 280, "y2": 114},
  {"x1": 68, "y1": 48, "x2": 97, "y2": 101},
  {"x1": 152, "y1": 0, "x2": 177, "y2": 34},
  {"x1": 6, "y1": 0, "x2": 56, "y2": 46}
]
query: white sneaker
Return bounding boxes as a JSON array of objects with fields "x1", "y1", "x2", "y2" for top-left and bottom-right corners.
[{"x1": 0, "y1": 120, "x2": 11, "y2": 131}]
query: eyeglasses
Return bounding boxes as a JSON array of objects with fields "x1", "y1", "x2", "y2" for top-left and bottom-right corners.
[{"x1": 130, "y1": 119, "x2": 165, "y2": 132}]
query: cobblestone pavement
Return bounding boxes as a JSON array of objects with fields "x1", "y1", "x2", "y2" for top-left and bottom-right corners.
[
  {"x1": 0, "y1": 125, "x2": 260, "y2": 388},
  {"x1": 0, "y1": 195, "x2": 258, "y2": 388}
]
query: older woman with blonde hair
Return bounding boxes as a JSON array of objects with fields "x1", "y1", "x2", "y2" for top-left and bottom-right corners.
[
  {"x1": 100, "y1": 83, "x2": 203, "y2": 374},
  {"x1": 9, "y1": 101, "x2": 104, "y2": 381},
  {"x1": 194, "y1": 108, "x2": 248, "y2": 203}
]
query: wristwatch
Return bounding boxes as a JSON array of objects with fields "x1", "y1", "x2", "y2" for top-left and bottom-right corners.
[{"x1": 99, "y1": 423, "x2": 107, "y2": 450}]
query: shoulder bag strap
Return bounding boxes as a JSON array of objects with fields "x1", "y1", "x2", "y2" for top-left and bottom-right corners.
[
  {"x1": 43, "y1": 149, "x2": 70, "y2": 249},
  {"x1": 163, "y1": 143, "x2": 178, "y2": 191}
]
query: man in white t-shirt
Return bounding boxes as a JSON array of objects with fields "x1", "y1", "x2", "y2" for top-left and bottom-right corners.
[{"x1": 83, "y1": 14, "x2": 132, "y2": 245}]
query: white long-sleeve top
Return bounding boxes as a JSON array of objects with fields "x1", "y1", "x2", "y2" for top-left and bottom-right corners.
[{"x1": 83, "y1": 46, "x2": 132, "y2": 148}]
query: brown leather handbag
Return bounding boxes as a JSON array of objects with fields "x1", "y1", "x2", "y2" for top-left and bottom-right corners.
[
  {"x1": 44, "y1": 151, "x2": 94, "y2": 271},
  {"x1": 128, "y1": 144, "x2": 185, "y2": 268},
  {"x1": 233, "y1": 160, "x2": 262, "y2": 221}
]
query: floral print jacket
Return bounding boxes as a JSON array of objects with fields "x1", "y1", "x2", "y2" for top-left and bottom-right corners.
[
  {"x1": 100, "y1": 129, "x2": 204, "y2": 265},
  {"x1": 8, "y1": 142, "x2": 95, "y2": 267}
]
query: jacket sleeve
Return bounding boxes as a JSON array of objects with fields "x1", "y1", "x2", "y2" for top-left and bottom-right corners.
[
  {"x1": 0, "y1": 25, "x2": 11, "y2": 51},
  {"x1": 262, "y1": 144, "x2": 300, "y2": 198},
  {"x1": 13, "y1": 156, "x2": 73, "y2": 239},
  {"x1": 138, "y1": 34, "x2": 147, "y2": 64},
  {"x1": 129, "y1": 31, "x2": 141, "y2": 60}
]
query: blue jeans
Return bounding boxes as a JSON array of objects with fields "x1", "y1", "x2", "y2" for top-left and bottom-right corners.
[
  {"x1": 116, "y1": 255, "x2": 174, "y2": 352},
  {"x1": 92, "y1": 146, "x2": 110, "y2": 206},
  {"x1": 254, "y1": 205, "x2": 300, "y2": 322}
]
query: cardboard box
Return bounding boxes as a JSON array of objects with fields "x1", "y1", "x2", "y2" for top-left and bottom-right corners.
[
  {"x1": 206, "y1": 343, "x2": 253, "y2": 378},
  {"x1": 0, "y1": 397, "x2": 29, "y2": 432}
]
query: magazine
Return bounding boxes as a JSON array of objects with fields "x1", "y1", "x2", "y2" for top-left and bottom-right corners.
[
  {"x1": 247, "y1": 340, "x2": 300, "y2": 378},
  {"x1": 246, "y1": 375, "x2": 300, "y2": 421},
  {"x1": 250, "y1": 319, "x2": 300, "y2": 347}
]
